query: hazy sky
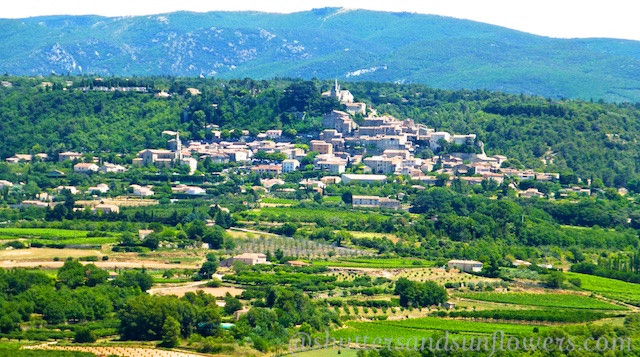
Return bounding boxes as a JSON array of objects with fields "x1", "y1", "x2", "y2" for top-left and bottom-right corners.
[{"x1": 4, "y1": 0, "x2": 639, "y2": 41}]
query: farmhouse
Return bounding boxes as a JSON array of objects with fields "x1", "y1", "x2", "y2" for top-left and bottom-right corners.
[
  {"x1": 5, "y1": 154, "x2": 33, "y2": 163},
  {"x1": 100, "y1": 163, "x2": 127, "y2": 173},
  {"x1": 58, "y1": 151, "x2": 83, "y2": 162},
  {"x1": 352, "y1": 195, "x2": 401, "y2": 209},
  {"x1": 94, "y1": 204, "x2": 120, "y2": 214},
  {"x1": 220, "y1": 253, "x2": 268, "y2": 267},
  {"x1": 447, "y1": 259, "x2": 484, "y2": 273},
  {"x1": 74, "y1": 163, "x2": 99, "y2": 173}
]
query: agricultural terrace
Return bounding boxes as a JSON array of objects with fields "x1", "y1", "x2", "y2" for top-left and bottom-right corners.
[
  {"x1": 313, "y1": 258, "x2": 431, "y2": 269},
  {"x1": 226, "y1": 231, "x2": 368, "y2": 259},
  {"x1": 457, "y1": 292, "x2": 626, "y2": 310}
]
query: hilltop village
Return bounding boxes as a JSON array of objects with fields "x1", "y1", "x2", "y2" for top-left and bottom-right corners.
[{"x1": 3, "y1": 81, "x2": 570, "y2": 211}]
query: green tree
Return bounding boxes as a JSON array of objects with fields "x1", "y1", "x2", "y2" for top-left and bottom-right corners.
[
  {"x1": 199, "y1": 255, "x2": 219, "y2": 279},
  {"x1": 223, "y1": 292, "x2": 243, "y2": 315},
  {"x1": 161, "y1": 316, "x2": 181, "y2": 347},
  {"x1": 341, "y1": 191, "x2": 353, "y2": 205},
  {"x1": 545, "y1": 271, "x2": 566, "y2": 288},
  {"x1": 202, "y1": 226, "x2": 227, "y2": 249},
  {"x1": 186, "y1": 220, "x2": 206, "y2": 240},
  {"x1": 112, "y1": 270, "x2": 154, "y2": 292}
]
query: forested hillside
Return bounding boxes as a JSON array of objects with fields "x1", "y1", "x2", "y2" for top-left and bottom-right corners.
[
  {"x1": 2, "y1": 75, "x2": 640, "y2": 187},
  {"x1": 1, "y1": 8, "x2": 640, "y2": 102}
]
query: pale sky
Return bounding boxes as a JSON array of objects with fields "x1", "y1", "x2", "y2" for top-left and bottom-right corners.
[{"x1": 3, "y1": 0, "x2": 639, "y2": 41}]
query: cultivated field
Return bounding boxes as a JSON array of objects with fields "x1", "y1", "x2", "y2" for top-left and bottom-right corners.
[
  {"x1": 0, "y1": 247, "x2": 104, "y2": 261},
  {"x1": 149, "y1": 281, "x2": 244, "y2": 298},
  {"x1": 457, "y1": 292, "x2": 625, "y2": 310},
  {"x1": 566, "y1": 272, "x2": 640, "y2": 306},
  {"x1": 328, "y1": 317, "x2": 551, "y2": 342},
  {"x1": 76, "y1": 196, "x2": 158, "y2": 207}
]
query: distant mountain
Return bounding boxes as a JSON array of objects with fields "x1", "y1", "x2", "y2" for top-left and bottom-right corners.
[{"x1": 1, "y1": 8, "x2": 639, "y2": 102}]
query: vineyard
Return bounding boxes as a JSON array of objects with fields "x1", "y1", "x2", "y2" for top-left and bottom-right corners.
[
  {"x1": 457, "y1": 292, "x2": 625, "y2": 310},
  {"x1": 328, "y1": 317, "x2": 552, "y2": 342},
  {"x1": 228, "y1": 234, "x2": 367, "y2": 259},
  {"x1": 0, "y1": 228, "x2": 92, "y2": 239},
  {"x1": 312, "y1": 258, "x2": 430, "y2": 269},
  {"x1": 0, "y1": 227, "x2": 119, "y2": 246},
  {"x1": 565, "y1": 272, "x2": 640, "y2": 306},
  {"x1": 260, "y1": 198, "x2": 298, "y2": 205},
  {"x1": 447, "y1": 309, "x2": 612, "y2": 323},
  {"x1": 237, "y1": 206, "x2": 405, "y2": 229}
]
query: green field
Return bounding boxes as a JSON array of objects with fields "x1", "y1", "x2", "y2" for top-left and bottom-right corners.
[
  {"x1": 458, "y1": 292, "x2": 625, "y2": 310},
  {"x1": 323, "y1": 196, "x2": 343, "y2": 202},
  {"x1": 246, "y1": 207, "x2": 397, "y2": 223},
  {"x1": 0, "y1": 228, "x2": 92, "y2": 239},
  {"x1": 312, "y1": 258, "x2": 431, "y2": 269},
  {"x1": 29, "y1": 237, "x2": 117, "y2": 245},
  {"x1": 328, "y1": 317, "x2": 550, "y2": 342},
  {"x1": 0, "y1": 228, "x2": 118, "y2": 246},
  {"x1": 261, "y1": 198, "x2": 298, "y2": 205},
  {"x1": 566, "y1": 272, "x2": 640, "y2": 306}
]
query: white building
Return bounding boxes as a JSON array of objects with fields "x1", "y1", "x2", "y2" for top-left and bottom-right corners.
[
  {"x1": 282, "y1": 159, "x2": 300, "y2": 173},
  {"x1": 429, "y1": 132, "x2": 451, "y2": 150},
  {"x1": 265, "y1": 130, "x2": 283, "y2": 139},
  {"x1": 100, "y1": 163, "x2": 127, "y2": 173},
  {"x1": 0, "y1": 180, "x2": 13, "y2": 189},
  {"x1": 57, "y1": 186, "x2": 79, "y2": 195},
  {"x1": 346, "y1": 102, "x2": 367, "y2": 115},
  {"x1": 172, "y1": 184, "x2": 206, "y2": 195},
  {"x1": 363, "y1": 155, "x2": 402, "y2": 175},
  {"x1": 447, "y1": 260, "x2": 483, "y2": 273},
  {"x1": 130, "y1": 184, "x2": 154, "y2": 197},
  {"x1": 451, "y1": 134, "x2": 476, "y2": 146},
  {"x1": 88, "y1": 183, "x2": 110, "y2": 194},
  {"x1": 58, "y1": 151, "x2": 83, "y2": 162},
  {"x1": 352, "y1": 195, "x2": 401, "y2": 209},
  {"x1": 341, "y1": 174, "x2": 388, "y2": 184},
  {"x1": 220, "y1": 253, "x2": 268, "y2": 267},
  {"x1": 73, "y1": 163, "x2": 100, "y2": 173}
]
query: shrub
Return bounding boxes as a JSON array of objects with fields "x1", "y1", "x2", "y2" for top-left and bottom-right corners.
[
  {"x1": 206, "y1": 278, "x2": 222, "y2": 287},
  {"x1": 4, "y1": 241, "x2": 27, "y2": 249},
  {"x1": 74, "y1": 327, "x2": 97, "y2": 343},
  {"x1": 568, "y1": 278, "x2": 582, "y2": 287},
  {"x1": 79, "y1": 256, "x2": 99, "y2": 262}
]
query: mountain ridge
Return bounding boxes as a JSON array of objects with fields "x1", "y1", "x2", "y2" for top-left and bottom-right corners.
[{"x1": 1, "y1": 8, "x2": 639, "y2": 102}]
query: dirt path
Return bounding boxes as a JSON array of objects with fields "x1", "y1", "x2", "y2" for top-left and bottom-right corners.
[
  {"x1": 24, "y1": 343, "x2": 207, "y2": 357},
  {"x1": 0, "y1": 260, "x2": 199, "y2": 270}
]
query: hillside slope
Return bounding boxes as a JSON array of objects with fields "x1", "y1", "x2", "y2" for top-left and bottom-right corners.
[{"x1": 0, "y1": 8, "x2": 639, "y2": 102}]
